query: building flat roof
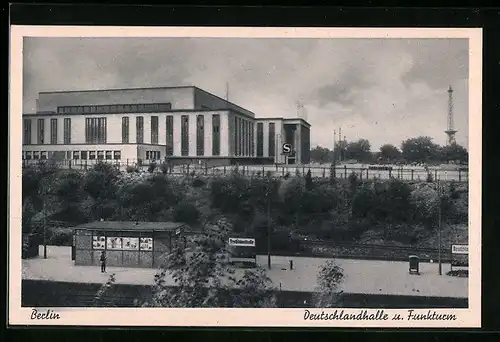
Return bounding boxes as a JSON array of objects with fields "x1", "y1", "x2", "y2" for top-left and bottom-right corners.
[
  {"x1": 73, "y1": 221, "x2": 186, "y2": 232},
  {"x1": 38, "y1": 85, "x2": 195, "y2": 94}
]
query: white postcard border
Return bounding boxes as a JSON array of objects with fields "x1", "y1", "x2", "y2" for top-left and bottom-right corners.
[{"x1": 9, "y1": 26, "x2": 482, "y2": 328}]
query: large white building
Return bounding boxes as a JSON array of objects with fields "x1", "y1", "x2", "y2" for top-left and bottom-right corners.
[{"x1": 22, "y1": 86, "x2": 311, "y2": 166}]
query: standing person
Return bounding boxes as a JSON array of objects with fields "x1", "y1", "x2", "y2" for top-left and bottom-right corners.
[{"x1": 100, "y1": 251, "x2": 107, "y2": 273}]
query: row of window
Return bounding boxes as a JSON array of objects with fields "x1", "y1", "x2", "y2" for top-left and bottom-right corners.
[
  {"x1": 57, "y1": 103, "x2": 172, "y2": 114},
  {"x1": 23, "y1": 150, "x2": 122, "y2": 160},
  {"x1": 122, "y1": 114, "x2": 222, "y2": 156},
  {"x1": 23, "y1": 118, "x2": 72, "y2": 145},
  {"x1": 234, "y1": 117, "x2": 255, "y2": 157},
  {"x1": 145, "y1": 151, "x2": 161, "y2": 160}
]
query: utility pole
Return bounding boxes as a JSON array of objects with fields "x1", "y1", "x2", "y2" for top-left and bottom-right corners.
[
  {"x1": 437, "y1": 179, "x2": 442, "y2": 275},
  {"x1": 338, "y1": 127, "x2": 342, "y2": 163},
  {"x1": 333, "y1": 129, "x2": 336, "y2": 163}
]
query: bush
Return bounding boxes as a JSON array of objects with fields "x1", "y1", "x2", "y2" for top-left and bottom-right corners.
[
  {"x1": 426, "y1": 172, "x2": 434, "y2": 182},
  {"x1": 148, "y1": 162, "x2": 157, "y2": 173},
  {"x1": 160, "y1": 162, "x2": 169, "y2": 174},
  {"x1": 48, "y1": 228, "x2": 73, "y2": 246},
  {"x1": 126, "y1": 165, "x2": 139, "y2": 173},
  {"x1": 192, "y1": 177, "x2": 206, "y2": 188},
  {"x1": 173, "y1": 202, "x2": 200, "y2": 224}
]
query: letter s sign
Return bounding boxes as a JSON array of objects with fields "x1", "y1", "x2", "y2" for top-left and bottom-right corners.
[{"x1": 282, "y1": 143, "x2": 292, "y2": 154}]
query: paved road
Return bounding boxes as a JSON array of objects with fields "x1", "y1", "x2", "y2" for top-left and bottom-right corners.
[{"x1": 22, "y1": 246, "x2": 467, "y2": 298}]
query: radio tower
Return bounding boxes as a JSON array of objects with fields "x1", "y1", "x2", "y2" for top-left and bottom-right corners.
[{"x1": 445, "y1": 85, "x2": 458, "y2": 145}]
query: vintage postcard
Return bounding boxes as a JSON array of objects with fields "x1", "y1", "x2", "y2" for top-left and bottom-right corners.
[{"x1": 9, "y1": 26, "x2": 482, "y2": 328}]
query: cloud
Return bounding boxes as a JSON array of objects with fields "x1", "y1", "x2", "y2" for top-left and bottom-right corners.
[{"x1": 22, "y1": 37, "x2": 469, "y2": 150}]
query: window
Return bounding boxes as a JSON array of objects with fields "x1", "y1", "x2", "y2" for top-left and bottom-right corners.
[
  {"x1": 166, "y1": 116, "x2": 174, "y2": 156},
  {"x1": 23, "y1": 119, "x2": 32, "y2": 145},
  {"x1": 151, "y1": 116, "x2": 159, "y2": 144},
  {"x1": 37, "y1": 119, "x2": 45, "y2": 144},
  {"x1": 212, "y1": 114, "x2": 220, "y2": 156},
  {"x1": 181, "y1": 115, "x2": 189, "y2": 156},
  {"x1": 122, "y1": 117, "x2": 129, "y2": 143},
  {"x1": 70, "y1": 107, "x2": 78, "y2": 114},
  {"x1": 136, "y1": 116, "x2": 144, "y2": 144},
  {"x1": 257, "y1": 123, "x2": 264, "y2": 157},
  {"x1": 64, "y1": 118, "x2": 71, "y2": 144},
  {"x1": 110, "y1": 105, "x2": 117, "y2": 113},
  {"x1": 234, "y1": 117, "x2": 239, "y2": 156},
  {"x1": 245, "y1": 121, "x2": 249, "y2": 156},
  {"x1": 97, "y1": 151, "x2": 104, "y2": 160},
  {"x1": 25, "y1": 151, "x2": 32, "y2": 160},
  {"x1": 250, "y1": 122, "x2": 254, "y2": 156},
  {"x1": 50, "y1": 119, "x2": 58, "y2": 144},
  {"x1": 268, "y1": 122, "x2": 275, "y2": 157},
  {"x1": 33, "y1": 151, "x2": 40, "y2": 160},
  {"x1": 73, "y1": 151, "x2": 80, "y2": 160},
  {"x1": 66, "y1": 151, "x2": 72, "y2": 160},
  {"x1": 81, "y1": 151, "x2": 88, "y2": 160},
  {"x1": 85, "y1": 118, "x2": 107, "y2": 144},
  {"x1": 158, "y1": 103, "x2": 172, "y2": 111},
  {"x1": 239, "y1": 118, "x2": 244, "y2": 157},
  {"x1": 105, "y1": 151, "x2": 112, "y2": 160},
  {"x1": 89, "y1": 151, "x2": 96, "y2": 160},
  {"x1": 41, "y1": 151, "x2": 47, "y2": 160},
  {"x1": 196, "y1": 115, "x2": 204, "y2": 156},
  {"x1": 114, "y1": 151, "x2": 121, "y2": 160},
  {"x1": 22, "y1": 151, "x2": 25, "y2": 160}
]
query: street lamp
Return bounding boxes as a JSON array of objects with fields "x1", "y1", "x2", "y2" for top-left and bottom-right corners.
[
  {"x1": 42, "y1": 182, "x2": 48, "y2": 259},
  {"x1": 266, "y1": 179, "x2": 272, "y2": 270}
]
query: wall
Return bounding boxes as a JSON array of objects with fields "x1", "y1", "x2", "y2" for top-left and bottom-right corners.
[
  {"x1": 37, "y1": 87, "x2": 195, "y2": 113},
  {"x1": 23, "y1": 110, "x2": 231, "y2": 159},
  {"x1": 21, "y1": 280, "x2": 469, "y2": 308},
  {"x1": 255, "y1": 119, "x2": 285, "y2": 163}
]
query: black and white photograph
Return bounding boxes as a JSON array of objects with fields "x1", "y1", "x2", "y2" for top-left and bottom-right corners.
[{"x1": 9, "y1": 26, "x2": 482, "y2": 327}]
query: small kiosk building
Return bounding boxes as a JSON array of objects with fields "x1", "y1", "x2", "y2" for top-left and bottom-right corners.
[{"x1": 72, "y1": 221, "x2": 187, "y2": 268}]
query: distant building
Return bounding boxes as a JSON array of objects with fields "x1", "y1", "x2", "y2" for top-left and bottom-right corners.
[{"x1": 22, "y1": 86, "x2": 311, "y2": 166}]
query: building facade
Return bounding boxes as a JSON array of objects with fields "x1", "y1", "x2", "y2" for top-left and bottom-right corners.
[{"x1": 22, "y1": 86, "x2": 311, "y2": 166}]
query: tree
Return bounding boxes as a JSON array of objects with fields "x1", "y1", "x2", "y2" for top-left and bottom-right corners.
[
  {"x1": 310, "y1": 146, "x2": 333, "y2": 164},
  {"x1": 142, "y1": 218, "x2": 277, "y2": 308},
  {"x1": 313, "y1": 260, "x2": 344, "y2": 308},
  {"x1": 401, "y1": 136, "x2": 440, "y2": 164},
  {"x1": 345, "y1": 139, "x2": 371, "y2": 162},
  {"x1": 440, "y1": 143, "x2": 468, "y2": 164},
  {"x1": 379, "y1": 144, "x2": 402, "y2": 164}
]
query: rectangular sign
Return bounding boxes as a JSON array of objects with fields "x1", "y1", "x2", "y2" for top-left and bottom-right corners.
[
  {"x1": 228, "y1": 238, "x2": 256, "y2": 247},
  {"x1": 451, "y1": 244, "x2": 468, "y2": 254}
]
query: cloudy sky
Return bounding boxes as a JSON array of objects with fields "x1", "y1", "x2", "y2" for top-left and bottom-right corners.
[{"x1": 23, "y1": 37, "x2": 469, "y2": 150}]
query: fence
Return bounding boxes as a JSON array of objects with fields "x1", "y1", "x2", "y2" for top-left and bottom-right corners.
[
  {"x1": 293, "y1": 240, "x2": 452, "y2": 263},
  {"x1": 22, "y1": 159, "x2": 469, "y2": 183}
]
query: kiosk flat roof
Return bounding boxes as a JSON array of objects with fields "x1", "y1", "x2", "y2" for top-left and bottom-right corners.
[{"x1": 73, "y1": 221, "x2": 186, "y2": 232}]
